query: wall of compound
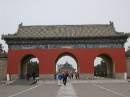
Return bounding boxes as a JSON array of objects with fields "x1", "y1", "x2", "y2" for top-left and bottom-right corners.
[
  {"x1": 7, "y1": 48, "x2": 126, "y2": 76},
  {"x1": 0, "y1": 58, "x2": 7, "y2": 80}
]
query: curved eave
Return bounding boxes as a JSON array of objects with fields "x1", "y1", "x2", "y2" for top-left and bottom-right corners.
[
  {"x1": 2, "y1": 34, "x2": 128, "y2": 40},
  {"x1": 126, "y1": 33, "x2": 130, "y2": 37}
]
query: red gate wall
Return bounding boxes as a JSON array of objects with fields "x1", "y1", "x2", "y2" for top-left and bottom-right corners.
[{"x1": 7, "y1": 48, "x2": 126, "y2": 74}]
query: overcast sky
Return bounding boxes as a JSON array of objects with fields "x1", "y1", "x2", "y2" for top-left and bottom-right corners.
[{"x1": 0, "y1": 0, "x2": 130, "y2": 51}]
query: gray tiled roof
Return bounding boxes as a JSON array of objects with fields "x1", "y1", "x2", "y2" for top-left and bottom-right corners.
[{"x1": 4, "y1": 22, "x2": 125, "y2": 38}]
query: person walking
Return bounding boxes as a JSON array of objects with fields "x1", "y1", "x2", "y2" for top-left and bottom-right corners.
[
  {"x1": 62, "y1": 72, "x2": 68, "y2": 86},
  {"x1": 57, "y1": 73, "x2": 62, "y2": 85}
]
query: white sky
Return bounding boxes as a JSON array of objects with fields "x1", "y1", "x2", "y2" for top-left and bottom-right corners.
[{"x1": 0, "y1": 0, "x2": 130, "y2": 51}]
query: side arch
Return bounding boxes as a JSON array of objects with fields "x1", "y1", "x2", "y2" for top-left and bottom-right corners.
[
  {"x1": 20, "y1": 54, "x2": 39, "y2": 79},
  {"x1": 94, "y1": 53, "x2": 114, "y2": 78}
]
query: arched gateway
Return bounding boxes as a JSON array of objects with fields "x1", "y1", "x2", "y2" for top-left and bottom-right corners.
[{"x1": 2, "y1": 22, "x2": 128, "y2": 80}]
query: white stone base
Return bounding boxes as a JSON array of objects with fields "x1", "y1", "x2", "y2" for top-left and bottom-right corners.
[
  {"x1": 9, "y1": 74, "x2": 19, "y2": 80},
  {"x1": 80, "y1": 73, "x2": 94, "y2": 80},
  {"x1": 8, "y1": 73, "x2": 126, "y2": 80},
  {"x1": 114, "y1": 73, "x2": 126, "y2": 79},
  {"x1": 39, "y1": 74, "x2": 54, "y2": 80}
]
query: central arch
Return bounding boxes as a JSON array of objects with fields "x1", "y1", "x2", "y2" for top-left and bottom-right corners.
[{"x1": 55, "y1": 52, "x2": 79, "y2": 79}]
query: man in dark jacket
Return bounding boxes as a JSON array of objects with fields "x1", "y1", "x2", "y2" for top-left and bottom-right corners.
[{"x1": 62, "y1": 72, "x2": 68, "y2": 86}]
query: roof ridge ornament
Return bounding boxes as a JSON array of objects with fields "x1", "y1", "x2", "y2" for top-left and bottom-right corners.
[
  {"x1": 109, "y1": 21, "x2": 114, "y2": 26},
  {"x1": 19, "y1": 22, "x2": 23, "y2": 27},
  {"x1": 109, "y1": 21, "x2": 116, "y2": 32}
]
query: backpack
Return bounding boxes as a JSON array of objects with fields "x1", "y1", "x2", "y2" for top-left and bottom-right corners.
[{"x1": 58, "y1": 74, "x2": 62, "y2": 80}]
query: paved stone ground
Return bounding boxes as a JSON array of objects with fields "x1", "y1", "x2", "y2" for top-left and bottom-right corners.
[
  {"x1": 73, "y1": 80, "x2": 130, "y2": 97},
  {"x1": 56, "y1": 81, "x2": 77, "y2": 97},
  {"x1": 0, "y1": 79, "x2": 130, "y2": 97}
]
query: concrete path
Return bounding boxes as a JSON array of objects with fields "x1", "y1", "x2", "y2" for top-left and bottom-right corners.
[
  {"x1": 1, "y1": 79, "x2": 130, "y2": 97},
  {"x1": 56, "y1": 81, "x2": 77, "y2": 97}
]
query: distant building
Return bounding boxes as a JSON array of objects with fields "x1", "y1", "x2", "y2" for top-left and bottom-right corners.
[{"x1": 58, "y1": 62, "x2": 75, "y2": 73}]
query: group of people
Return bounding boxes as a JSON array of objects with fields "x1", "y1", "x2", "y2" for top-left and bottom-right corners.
[
  {"x1": 68, "y1": 72, "x2": 79, "y2": 80},
  {"x1": 56, "y1": 71, "x2": 79, "y2": 86}
]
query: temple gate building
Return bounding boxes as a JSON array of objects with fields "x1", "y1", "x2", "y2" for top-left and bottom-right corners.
[{"x1": 2, "y1": 22, "x2": 129, "y2": 80}]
